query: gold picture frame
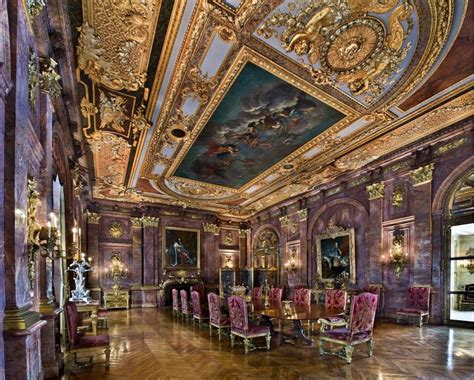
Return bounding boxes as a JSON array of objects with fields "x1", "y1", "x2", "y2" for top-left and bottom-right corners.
[
  {"x1": 315, "y1": 224, "x2": 356, "y2": 284},
  {"x1": 162, "y1": 227, "x2": 200, "y2": 270}
]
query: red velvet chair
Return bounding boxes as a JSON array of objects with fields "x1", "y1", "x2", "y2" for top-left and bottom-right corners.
[
  {"x1": 180, "y1": 289, "x2": 192, "y2": 321},
  {"x1": 293, "y1": 288, "x2": 311, "y2": 306},
  {"x1": 207, "y1": 292, "x2": 230, "y2": 340},
  {"x1": 172, "y1": 288, "x2": 180, "y2": 316},
  {"x1": 191, "y1": 290, "x2": 208, "y2": 327},
  {"x1": 251, "y1": 286, "x2": 262, "y2": 299},
  {"x1": 228, "y1": 295, "x2": 271, "y2": 354},
  {"x1": 364, "y1": 284, "x2": 383, "y2": 318},
  {"x1": 269, "y1": 287, "x2": 283, "y2": 303},
  {"x1": 319, "y1": 292, "x2": 378, "y2": 364},
  {"x1": 319, "y1": 290, "x2": 348, "y2": 330},
  {"x1": 64, "y1": 301, "x2": 110, "y2": 368},
  {"x1": 396, "y1": 286, "x2": 431, "y2": 327}
]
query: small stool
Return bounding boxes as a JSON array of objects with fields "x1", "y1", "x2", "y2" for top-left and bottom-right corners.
[{"x1": 97, "y1": 308, "x2": 109, "y2": 329}]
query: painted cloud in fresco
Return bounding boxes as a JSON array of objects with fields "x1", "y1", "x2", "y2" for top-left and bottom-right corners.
[{"x1": 174, "y1": 63, "x2": 345, "y2": 189}]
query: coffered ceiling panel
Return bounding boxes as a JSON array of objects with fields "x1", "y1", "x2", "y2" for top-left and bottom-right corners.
[{"x1": 71, "y1": 0, "x2": 472, "y2": 219}]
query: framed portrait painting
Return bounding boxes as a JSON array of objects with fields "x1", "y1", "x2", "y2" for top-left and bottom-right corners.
[
  {"x1": 315, "y1": 224, "x2": 356, "y2": 284},
  {"x1": 162, "y1": 227, "x2": 200, "y2": 269}
]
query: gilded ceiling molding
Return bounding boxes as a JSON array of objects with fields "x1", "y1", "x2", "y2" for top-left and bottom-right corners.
[
  {"x1": 86, "y1": 212, "x2": 100, "y2": 224},
  {"x1": 182, "y1": 66, "x2": 219, "y2": 104},
  {"x1": 410, "y1": 163, "x2": 434, "y2": 187},
  {"x1": 257, "y1": 0, "x2": 415, "y2": 104},
  {"x1": 163, "y1": 177, "x2": 237, "y2": 200},
  {"x1": 366, "y1": 182, "x2": 385, "y2": 200},
  {"x1": 141, "y1": 216, "x2": 160, "y2": 227},
  {"x1": 335, "y1": 90, "x2": 474, "y2": 171},
  {"x1": 202, "y1": 222, "x2": 220, "y2": 235},
  {"x1": 39, "y1": 58, "x2": 62, "y2": 99},
  {"x1": 130, "y1": 217, "x2": 143, "y2": 228},
  {"x1": 77, "y1": 0, "x2": 161, "y2": 91}
]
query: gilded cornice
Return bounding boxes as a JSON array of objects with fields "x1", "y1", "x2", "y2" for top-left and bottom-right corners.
[
  {"x1": 202, "y1": 222, "x2": 220, "y2": 235},
  {"x1": 130, "y1": 217, "x2": 143, "y2": 228}
]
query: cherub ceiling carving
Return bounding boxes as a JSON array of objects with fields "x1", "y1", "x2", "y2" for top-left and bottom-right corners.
[{"x1": 71, "y1": 0, "x2": 470, "y2": 219}]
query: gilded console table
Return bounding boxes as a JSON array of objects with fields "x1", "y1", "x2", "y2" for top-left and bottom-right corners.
[{"x1": 103, "y1": 289, "x2": 130, "y2": 309}]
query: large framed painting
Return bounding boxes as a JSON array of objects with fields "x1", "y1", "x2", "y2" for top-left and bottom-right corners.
[
  {"x1": 315, "y1": 224, "x2": 356, "y2": 284},
  {"x1": 162, "y1": 227, "x2": 200, "y2": 269}
]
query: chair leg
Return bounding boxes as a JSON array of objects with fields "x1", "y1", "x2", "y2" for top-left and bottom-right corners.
[
  {"x1": 105, "y1": 347, "x2": 111, "y2": 368},
  {"x1": 344, "y1": 345, "x2": 354, "y2": 364},
  {"x1": 209, "y1": 324, "x2": 212, "y2": 337},
  {"x1": 266, "y1": 334, "x2": 271, "y2": 350},
  {"x1": 218, "y1": 328, "x2": 222, "y2": 341},
  {"x1": 319, "y1": 339, "x2": 325, "y2": 356},
  {"x1": 367, "y1": 339, "x2": 374, "y2": 357},
  {"x1": 244, "y1": 338, "x2": 251, "y2": 354},
  {"x1": 230, "y1": 333, "x2": 235, "y2": 348}
]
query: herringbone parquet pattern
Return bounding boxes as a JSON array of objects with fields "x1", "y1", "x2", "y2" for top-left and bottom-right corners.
[{"x1": 61, "y1": 308, "x2": 474, "y2": 380}]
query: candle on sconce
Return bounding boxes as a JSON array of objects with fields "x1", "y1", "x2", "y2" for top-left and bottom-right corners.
[
  {"x1": 381, "y1": 254, "x2": 385, "y2": 263},
  {"x1": 88, "y1": 257, "x2": 92, "y2": 263},
  {"x1": 49, "y1": 212, "x2": 57, "y2": 228},
  {"x1": 72, "y1": 227, "x2": 77, "y2": 243},
  {"x1": 47, "y1": 221, "x2": 52, "y2": 238}
]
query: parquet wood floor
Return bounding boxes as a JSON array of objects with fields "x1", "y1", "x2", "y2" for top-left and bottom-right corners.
[{"x1": 60, "y1": 308, "x2": 474, "y2": 380}]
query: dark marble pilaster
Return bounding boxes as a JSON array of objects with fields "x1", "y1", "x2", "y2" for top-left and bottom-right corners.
[
  {"x1": 40, "y1": 308, "x2": 62, "y2": 378},
  {"x1": 367, "y1": 182, "x2": 385, "y2": 284},
  {"x1": 411, "y1": 165, "x2": 434, "y2": 285},
  {"x1": 86, "y1": 213, "x2": 100, "y2": 300},
  {"x1": 142, "y1": 217, "x2": 159, "y2": 307},
  {"x1": 298, "y1": 209, "x2": 308, "y2": 286},
  {"x1": 431, "y1": 211, "x2": 444, "y2": 324},
  {"x1": 130, "y1": 217, "x2": 143, "y2": 307}
]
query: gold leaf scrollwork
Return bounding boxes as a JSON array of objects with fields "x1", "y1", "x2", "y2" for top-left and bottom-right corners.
[
  {"x1": 203, "y1": 222, "x2": 220, "y2": 235},
  {"x1": 109, "y1": 221, "x2": 123, "y2": 238},
  {"x1": 366, "y1": 182, "x2": 385, "y2": 200},
  {"x1": 27, "y1": 177, "x2": 42, "y2": 290},
  {"x1": 279, "y1": 215, "x2": 289, "y2": 226},
  {"x1": 182, "y1": 66, "x2": 219, "y2": 104},
  {"x1": 26, "y1": 0, "x2": 46, "y2": 19},
  {"x1": 130, "y1": 217, "x2": 142, "y2": 228},
  {"x1": 141, "y1": 216, "x2": 160, "y2": 227},
  {"x1": 392, "y1": 185, "x2": 405, "y2": 208},
  {"x1": 86, "y1": 212, "x2": 100, "y2": 224},
  {"x1": 80, "y1": 97, "x2": 98, "y2": 118},
  {"x1": 257, "y1": 0, "x2": 415, "y2": 104}
]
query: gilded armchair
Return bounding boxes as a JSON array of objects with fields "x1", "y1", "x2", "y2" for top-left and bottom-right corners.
[
  {"x1": 318, "y1": 290, "x2": 348, "y2": 331},
  {"x1": 319, "y1": 292, "x2": 378, "y2": 364},
  {"x1": 251, "y1": 286, "x2": 263, "y2": 299},
  {"x1": 207, "y1": 292, "x2": 230, "y2": 340},
  {"x1": 228, "y1": 295, "x2": 271, "y2": 354},
  {"x1": 191, "y1": 290, "x2": 208, "y2": 327},
  {"x1": 269, "y1": 287, "x2": 283, "y2": 303},
  {"x1": 64, "y1": 301, "x2": 110, "y2": 369},
  {"x1": 293, "y1": 288, "x2": 311, "y2": 306},
  {"x1": 396, "y1": 286, "x2": 431, "y2": 327}
]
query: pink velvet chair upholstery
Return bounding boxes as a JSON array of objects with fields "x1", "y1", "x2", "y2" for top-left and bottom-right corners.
[
  {"x1": 319, "y1": 290, "x2": 348, "y2": 329},
  {"x1": 180, "y1": 289, "x2": 192, "y2": 320},
  {"x1": 396, "y1": 286, "x2": 431, "y2": 327},
  {"x1": 172, "y1": 288, "x2": 180, "y2": 316},
  {"x1": 191, "y1": 290, "x2": 208, "y2": 327},
  {"x1": 207, "y1": 292, "x2": 230, "y2": 340},
  {"x1": 268, "y1": 287, "x2": 283, "y2": 303},
  {"x1": 64, "y1": 301, "x2": 110, "y2": 368},
  {"x1": 319, "y1": 292, "x2": 378, "y2": 364},
  {"x1": 228, "y1": 295, "x2": 271, "y2": 354},
  {"x1": 293, "y1": 288, "x2": 311, "y2": 306},
  {"x1": 251, "y1": 287, "x2": 262, "y2": 299},
  {"x1": 364, "y1": 284, "x2": 383, "y2": 317}
]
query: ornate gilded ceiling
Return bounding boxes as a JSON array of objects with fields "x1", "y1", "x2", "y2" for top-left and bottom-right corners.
[{"x1": 72, "y1": 0, "x2": 472, "y2": 219}]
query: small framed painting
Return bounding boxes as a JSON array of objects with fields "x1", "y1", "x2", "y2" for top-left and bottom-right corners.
[{"x1": 163, "y1": 227, "x2": 200, "y2": 269}]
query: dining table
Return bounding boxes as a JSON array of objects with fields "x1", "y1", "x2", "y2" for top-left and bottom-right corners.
[{"x1": 250, "y1": 300, "x2": 345, "y2": 346}]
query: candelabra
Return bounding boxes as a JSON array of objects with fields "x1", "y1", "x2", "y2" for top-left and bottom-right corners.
[
  {"x1": 67, "y1": 253, "x2": 93, "y2": 303},
  {"x1": 285, "y1": 247, "x2": 298, "y2": 272},
  {"x1": 105, "y1": 254, "x2": 128, "y2": 293}
]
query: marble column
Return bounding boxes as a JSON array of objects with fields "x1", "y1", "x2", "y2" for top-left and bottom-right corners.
[
  {"x1": 431, "y1": 211, "x2": 444, "y2": 324},
  {"x1": 130, "y1": 217, "x2": 143, "y2": 307},
  {"x1": 298, "y1": 209, "x2": 308, "y2": 286},
  {"x1": 411, "y1": 164, "x2": 434, "y2": 285},
  {"x1": 141, "y1": 216, "x2": 159, "y2": 307},
  {"x1": 367, "y1": 182, "x2": 385, "y2": 284},
  {"x1": 0, "y1": 45, "x2": 14, "y2": 380},
  {"x1": 86, "y1": 212, "x2": 101, "y2": 300}
]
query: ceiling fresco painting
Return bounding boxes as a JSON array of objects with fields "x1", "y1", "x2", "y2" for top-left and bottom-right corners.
[
  {"x1": 174, "y1": 62, "x2": 345, "y2": 188},
  {"x1": 71, "y1": 0, "x2": 470, "y2": 219}
]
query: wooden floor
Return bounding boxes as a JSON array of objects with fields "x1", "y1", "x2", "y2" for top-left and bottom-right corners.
[{"x1": 60, "y1": 308, "x2": 474, "y2": 380}]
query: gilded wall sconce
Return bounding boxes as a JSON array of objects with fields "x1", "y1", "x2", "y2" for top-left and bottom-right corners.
[
  {"x1": 285, "y1": 246, "x2": 298, "y2": 272},
  {"x1": 105, "y1": 253, "x2": 129, "y2": 293},
  {"x1": 389, "y1": 229, "x2": 407, "y2": 279}
]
